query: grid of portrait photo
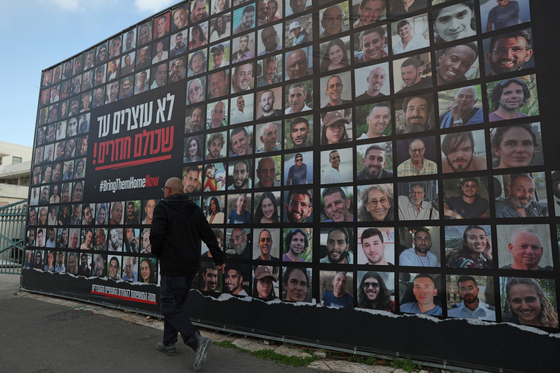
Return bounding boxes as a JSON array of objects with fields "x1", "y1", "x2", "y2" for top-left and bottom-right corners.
[{"x1": 28, "y1": 0, "x2": 559, "y2": 329}]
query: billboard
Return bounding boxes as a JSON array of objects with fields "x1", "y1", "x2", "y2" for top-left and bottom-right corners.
[{"x1": 22, "y1": 0, "x2": 560, "y2": 371}]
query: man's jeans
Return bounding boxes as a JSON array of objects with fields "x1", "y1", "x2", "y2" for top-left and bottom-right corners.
[{"x1": 160, "y1": 274, "x2": 198, "y2": 350}]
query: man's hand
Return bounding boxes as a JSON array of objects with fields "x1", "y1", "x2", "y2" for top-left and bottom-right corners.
[{"x1": 216, "y1": 263, "x2": 225, "y2": 274}]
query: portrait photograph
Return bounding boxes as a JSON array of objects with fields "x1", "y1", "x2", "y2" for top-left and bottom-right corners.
[
  {"x1": 390, "y1": 14, "x2": 430, "y2": 56},
  {"x1": 481, "y1": 0, "x2": 531, "y2": 33},
  {"x1": 392, "y1": 53, "x2": 432, "y2": 94},
  {"x1": 231, "y1": 32, "x2": 256, "y2": 64},
  {"x1": 490, "y1": 122, "x2": 543, "y2": 169},
  {"x1": 432, "y1": 1, "x2": 477, "y2": 45},
  {"x1": 141, "y1": 199, "x2": 159, "y2": 225},
  {"x1": 357, "y1": 227, "x2": 395, "y2": 266},
  {"x1": 284, "y1": 46, "x2": 312, "y2": 80},
  {"x1": 95, "y1": 203, "x2": 109, "y2": 225},
  {"x1": 206, "y1": 100, "x2": 229, "y2": 129},
  {"x1": 320, "y1": 109, "x2": 353, "y2": 145},
  {"x1": 189, "y1": 22, "x2": 209, "y2": 50},
  {"x1": 355, "y1": 270, "x2": 395, "y2": 311},
  {"x1": 319, "y1": 2, "x2": 350, "y2": 39},
  {"x1": 203, "y1": 195, "x2": 226, "y2": 224},
  {"x1": 188, "y1": 49, "x2": 208, "y2": 77},
  {"x1": 444, "y1": 225, "x2": 492, "y2": 269},
  {"x1": 354, "y1": 62, "x2": 390, "y2": 99},
  {"x1": 201, "y1": 228, "x2": 224, "y2": 257},
  {"x1": 397, "y1": 179, "x2": 439, "y2": 220},
  {"x1": 443, "y1": 176, "x2": 490, "y2": 220},
  {"x1": 208, "y1": 41, "x2": 231, "y2": 70},
  {"x1": 353, "y1": 25, "x2": 388, "y2": 63},
  {"x1": 252, "y1": 228, "x2": 281, "y2": 259},
  {"x1": 197, "y1": 261, "x2": 223, "y2": 293},
  {"x1": 284, "y1": 116, "x2": 313, "y2": 150},
  {"x1": 185, "y1": 105, "x2": 206, "y2": 134},
  {"x1": 356, "y1": 101, "x2": 392, "y2": 140},
  {"x1": 154, "y1": 13, "x2": 171, "y2": 39},
  {"x1": 320, "y1": 71, "x2": 352, "y2": 109},
  {"x1": 232, "y1": 3, "x2": 256, "y2": 35},
  {"x1": 202, "y1": 162, "x2": 226, "y2": 192},
  {"x1": 320, "y1": 186, "x2": 354, "y2": 223},
  {"x1": 282, "y1": 228, "x2": 313, "y2": 263},
  {"x1": 487, "y1": 75, "x2": 539, "y2": 122},
  {"x1": 255, "y1": 122, "x2": 282, "y2": 153},
  {"x1": 137, "y1": 21, "x2": 153, "y2": 47},
  {"x1": 258, "y1": 23, "x2": 283, "y2": 56},
  {"x1": 440, "y1": 129, "x2": 487, "y2": 174},
  {"x1": 285, "y1": 0, "x2": 311, "y2": 16},
  {"x1": 229, "y1": 93, "x2": 254, "y2": 125},
  {"x1": 395, "y1": 94, "x2": 435, "y2": 134},
  {"x1": 209, "y1": 13, "x2": 232, "y2": 42},
  {"x1": 253, "y1": 191, "x2": 281, "y2": 223},
  {"x1": 152, "y1": 38, "x2": 170, "y2": 65},
  {"x1": 227, "y1": 159, "x2": 253, "y2": 190},
  {"x1": 212, "y1": 0, "x2": 231, "y2": 15},
  {"x1": 319, "y1": 37, "x2": 350, "y2": 74},
  {"x1": 357, "y1": 184, "x2": 394, "y2": 222},
  {"x1": 205, "y1": 130, "x2": 227, "y2": 160},
  {"x1": 446, "y1": 274, "x2": 495, "y2": 320},
  {"x1": 435, "y1": 42, "x2": 479, "y2": 87},
  {"x1": 494, "y1": 172, "x2": 548, "y2": 219},
  {"x1": 356, "y1": 142, "x2": 393, "y2": 180},
  {"x1": 133, "y1": 69, "x2": 150, "y2": 95},
  {"x1": 191, "y1": 0, "x2": 210, "y2": 23},
  {"x1": 285, "y1": 14, "x2": 313, "y2": 48},
  {"x1": 499, "y1": 276, "x2": 558, "y2": 328},
  {"x1": 496, "y1": 224, "x2": 553, "y2": 271},
  {"x1": 256, "y1": 0, "x2": 283, "y2": 25},
  {"x1": 170, "y1": 30, "x2": 188, "y2": 57},
  {"x1": 281, "y1": 266, "x2": 312, "y2": 303},
  {"x1": 73, "y1": 54, "x2": 84, "y2": 75},
  {"x1": 284, "y1": 80, "x2": 312, "y2": 115},
  {"x1": 226, "y1": 193, "x2": 252, "y2": 224},
  {"x1": 184, "y1": 135, "x2": 205, "y2": 163},
  {"x1": 257, "y1": 54, "x2": 283, "y2": 87},
  {"x1": 228, "y1": 125, "x2": 253, "y2": 156},
  {"x1": 187, "y1": 76, "x2": 206, "y2": 105},
  {"x1": 438, "y1": 85, "x2": 484, "y2": 129},
  {"x1": 206, "y1": 69, "x2": 230, "y2": 99},
  {"x1": 320, "y1": 147, "x2": 353, "y2": 185},
  {"x1": 251, "y1": 265, "x2": 280, "y2": 300},
  {"x1": 320, "y1": 270, "x2": 354, "y2": 309},
  {"x1": 482, "y1": 28, "x2": 534, "y2": 77},
  {"x1": 395, "y1": 136, "x2": 438, "y2": 177},
  {"x1": 256, "y1": 86, "x2": 282, "y2": 119},
  {"x1": 397, "y1": 226, "x2": 441, "y2": 267}
]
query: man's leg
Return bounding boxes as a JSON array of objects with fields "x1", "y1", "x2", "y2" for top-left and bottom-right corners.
[{"x1": 160, "y1": 275, "x2": 198, "y2": 350}]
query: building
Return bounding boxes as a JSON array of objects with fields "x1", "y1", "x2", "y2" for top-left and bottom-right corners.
[{"x1": 0, "y1": 141, "x2": 32, "y2": 206}]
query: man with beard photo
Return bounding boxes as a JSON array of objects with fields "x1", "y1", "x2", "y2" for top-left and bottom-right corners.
[
  {"x1": 283, "y1": 228, "x2": 309, "y2": 262},
  {"x1": 495, "y1": 173, "x2": 548, "y2": 218},
  {"x1": 399, "y1": 228, "x2": 440, "y2": 267},
  {"x1": 258, "y1": 90, "x2": 282, "y2": 119},
  {"x1": 227, "y1": 160, "x2": 252, "y2": 190},
  {"x1": 448, "y1": 276, "x2": 496, "y2": 320},
  {"x1": 201, "y1": 262, "x2": 219, "y2": 292},
  {"x1": 358, "y1": 144, "x2": 392, "y2": 180},
  {"x1": 320, "y1": 228, "x2": 353, "y2": 264},
  {"x1": 226, "y1": 228, "x2": 251, "y2": 259},
  {"x1": 284, "y1": 190, "x2": 313, "y2": 223},
  {"x1": 485, "y1": 30, "x2": 533, "y2": 77},
  {"x1": 322, "y1": 188, "x2": 354, "y2": 223},
  {"x1": 441, "y1": 131, "x2": 487, "y2": 173}
]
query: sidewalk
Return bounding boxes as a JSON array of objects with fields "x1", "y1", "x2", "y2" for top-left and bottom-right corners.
[{"x1": 0, "y1": 274, "x2": 430, "y2": 373}]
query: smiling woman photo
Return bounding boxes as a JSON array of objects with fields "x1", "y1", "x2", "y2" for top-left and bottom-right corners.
[{"x1": 503, "y1": 277, "x2": 558, "y2": 328}]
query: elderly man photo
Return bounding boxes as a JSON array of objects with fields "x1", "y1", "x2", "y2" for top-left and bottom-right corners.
[
  {"x1": 440, "y1": 86, "x2": 483, "y2": 128},
  {"x1": 321, "y1": 5, "x2": 346, "y2": 38},
  {"x1": 500, "y1": 227, "x2": 552, "y2": 270},
  {"x1": 398, "y1": 183, "x2": 439, "y2": 220},
  {"x1": 495, "y1": 174, "x2": 548, "y2": 218},
  {"x1": 398, "y1": 95, "x2": 433, "y2": 134},
  {"x1": 255, "y1": 157, "x2": 278, "y2": 188},
  {"x1": 257, "y1": 122, "x2": 280, "y2": 153},
  {"x1": 397, "y1": 138, "x2": 438, "y2": 177},
  {"x1": 285, "y1": 48, "x2": 309, "y2": 79},
  {"x1": 285, "y1": 82, "x2": 311, "y2": 114},
  {"x1": 323, "y1": 75, "x2": 351, "y2": 108}
]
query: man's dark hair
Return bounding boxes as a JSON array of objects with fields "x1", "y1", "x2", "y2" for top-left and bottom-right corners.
[
  {"x1": 242, "y1": 5, "x2": 255, "y2": 14},
  {"x1": 202, "y1": 261, "x2": 217, "y2": 275},
  {"x1": 284, "y1": 228, "x2": 309, "y2": 251},
  {"x1": 396, "y1": 19, "x2": 410, "y2": 30},
  {"x1": 109, "y1": 256, "x2": 119, "y2": 267},
  {"x1": 322, "y1": 187, "x2": 346, "y2": 201},
  {"x1": 361, "y1": 228, "x2": 383, "y2": 245},
  {"x1": 457, "y1": 275, "x2": 477, "y2": 288},
  {"x1": 287, "y1": 189, "x2": 313, "y2": 205},
  {"x1": 230, "y1": 126, "x2": 248, "y2": 139},
  {"x1": 364, "y1": 144, "x2": 386, "y2": 158},
  {"x1": 402, "y1": 95, "x2": 430, "y2": 112},
  {"x1": 360, "y1": 27, "x2": 385, "y2": 45},
  {"x1": 441, "y1": 132, "x2": 474, "y2": 156},
  {"x1": 414, "y1": 273, "x2": 435, "y2": 286},
  {"x1": 440, "y1": 42, "x2": 478, "y2": 61},
  {"x1": 233, "y1": 159, "x2": 250, "y2": 171},
  {"x1": 461, "y1": 177, "x2": 479, "y2": 187},
  {"x1": 207, "y1": 132, "x2": 224, "y2": 148},
  {"x1": 509, "y1": 173, "x2": 533, "y2": 189},
  {"x1": 225, "y1": 263, "x2": 243, "y2": 277},
  {"x1": 290, "y1": 117, "x2": 309, "y2": 131},
  {"x1": 490, "y1": 78, "x2": 531, "y2": 112},
  {"x1": 401, "y1": 57, "x2": 421, "y2": 70},
  {"x1": 328, "y1": 227, "x2": 349, "y2": 244},
  {"x1": 368, "y1": 101, "x2": 390, "y2": 116},
  {"x1": 489, "y1": 29, "x2": 532, "y2": 52}
]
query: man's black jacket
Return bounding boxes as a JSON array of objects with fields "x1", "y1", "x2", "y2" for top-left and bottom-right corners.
[{"x1": 150, "y1": 193, "x2": 224, "y2": 276}]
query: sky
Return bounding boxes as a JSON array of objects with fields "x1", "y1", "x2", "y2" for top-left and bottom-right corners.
[{"x1": 0, "y1": 0, "x2": 180, "y2": 148}]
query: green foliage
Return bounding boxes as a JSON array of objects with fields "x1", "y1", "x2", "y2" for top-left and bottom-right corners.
[
  {"x1": 390, "y1": 357, "x2": 422, "y2": 372},
  {"x1": 214, "y1": 340, "x2": 237, "y2": 349},
  {"x1": 251, "y1": 349, "x2": 319, "y2": 367},
  {"x1": 348, "y1": 355, "x2": 378, "y2": 365}
]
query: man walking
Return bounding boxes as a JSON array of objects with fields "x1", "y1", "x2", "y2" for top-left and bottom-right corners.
[{"x1": 151, "y1": 177, "x2": 224, "y2": 371}]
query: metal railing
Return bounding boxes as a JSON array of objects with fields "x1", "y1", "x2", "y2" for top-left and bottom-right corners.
[{"x1": 0, "y1": 200, "x2": 27, "y2": 274}]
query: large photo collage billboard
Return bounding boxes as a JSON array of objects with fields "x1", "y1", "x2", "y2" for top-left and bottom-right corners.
[{"x1": 22, "y1": 0, "x2": 560, "y2": 369}]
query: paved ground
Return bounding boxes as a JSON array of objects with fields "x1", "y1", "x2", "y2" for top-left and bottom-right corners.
[{"x1": 0, "y1": 274, "x2": 433, "y2": 373}]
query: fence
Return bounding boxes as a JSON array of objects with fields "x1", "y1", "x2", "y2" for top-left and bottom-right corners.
[{"x1": 0, "y1": 200, "x2": 27, "y2": 274}]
